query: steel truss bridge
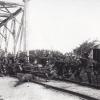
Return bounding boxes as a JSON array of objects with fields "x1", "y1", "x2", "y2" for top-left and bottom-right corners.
[{"x1": 0, "y1": 1, "x2": 27, "y2": 57}]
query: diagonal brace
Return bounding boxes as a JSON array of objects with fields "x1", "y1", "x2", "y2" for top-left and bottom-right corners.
[{"x1": 0, "y1": 8, "x2": 22, "y2": 28}]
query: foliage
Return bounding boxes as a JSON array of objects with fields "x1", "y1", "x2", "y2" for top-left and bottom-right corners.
[
  {"x1": 0, "y1": 40, "x2": 99, "y2": 85},
  {"x1": 29, "y1": 49, "x2": 65, "y2": 64},
  {"x1": 64, "y1": 52, "x2": 81, "y2": 72},
  {"x1": 65, "y1": 52, "x2": 81, "y2": 66},
  {"x1": 73, "y1": 40, "x2": 98, "y2": 58},
  {"x1": 18, "y1": 52, "x2": 27, "y2": 63}
]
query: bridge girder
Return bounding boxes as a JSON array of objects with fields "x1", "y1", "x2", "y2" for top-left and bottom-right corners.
[
  {"x1": 0, "y1": 8, "x2": 23, "y2": 28},
  {"x1": 0, "y1": 1, "x2": 24, "y2": 56}
]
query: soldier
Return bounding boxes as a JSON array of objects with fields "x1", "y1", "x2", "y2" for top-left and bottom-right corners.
[
  {"x1": 86, "y1": 59, "x2": 93, "y2": 84},
  {"x1": 44, "y1": 61, "x2": 50, "y2": 81},
  {"x1": 0, "y1": 59, "x2": 3, "y2": 75}
]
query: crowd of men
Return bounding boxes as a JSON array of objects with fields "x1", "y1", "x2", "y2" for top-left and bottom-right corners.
[
  {"x1": 0, "y1": 55, "x2": 55, "y2": 81},
  {"x1": 0, "y1": 56, "x2": 22, "y2": 76},
  {"x1": 0, "y1": 54, "x2": 100, "y2": 86}
]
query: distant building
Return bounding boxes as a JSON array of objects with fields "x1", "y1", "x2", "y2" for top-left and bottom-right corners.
[{"x1": 89, "y1": 44, "x2": 100, "y2": 62}]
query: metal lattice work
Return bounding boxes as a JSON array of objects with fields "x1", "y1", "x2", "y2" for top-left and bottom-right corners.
[{"x1": 0, "y1": 1, "x2": 25, "y2": 56}]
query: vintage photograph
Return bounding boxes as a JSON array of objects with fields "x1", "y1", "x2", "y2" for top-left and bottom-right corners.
[{"x1": 0, "y1": 0, "x2": 100, "y2": 100}]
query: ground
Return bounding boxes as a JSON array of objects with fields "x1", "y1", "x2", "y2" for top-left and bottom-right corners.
[{"x1": 0, "y1": 77, "x2": 85, "y2": 100}]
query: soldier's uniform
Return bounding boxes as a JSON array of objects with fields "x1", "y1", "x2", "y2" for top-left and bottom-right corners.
[{"x1": 86, "y1": 59, "x2": 93, "y2": 84}]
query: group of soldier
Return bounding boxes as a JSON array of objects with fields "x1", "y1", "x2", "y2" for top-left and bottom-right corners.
[
  {"x1": 0, "y1": 55, "x2": 56, "y2": 82},
  {"x1": 0, "y1": 56, "x2": 23, "y2": 76},
  {"x1": 0, "y1": 54, "x2": 100, "y2": 85}
]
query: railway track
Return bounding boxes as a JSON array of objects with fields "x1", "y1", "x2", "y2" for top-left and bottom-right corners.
[{"x1": 27, "y1": 78, "x2": 99, "y2": 100}]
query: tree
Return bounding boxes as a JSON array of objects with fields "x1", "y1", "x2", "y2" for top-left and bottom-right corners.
[
  {"x1": 18, "y1": 52, "x2": 27, "y2": 63},
  {"x1": 73, "y1": 40, "x2": 99, "y2": 84},
  {"x1": 73, "y1": 40, "x2": 98, "y2": 58},
  {"x1": 65, "y1": 52, "x2": 81, "y2": 72},
  {"x1": 64, "y1": 52, "x2": 82, "y2": 80},
  {"x1": 29, "y1": 49, "x2": 65, "y2": 65}
]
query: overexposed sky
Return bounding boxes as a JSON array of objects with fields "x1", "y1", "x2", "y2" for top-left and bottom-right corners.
[{"x1": 1, "y1": 0, "x2": 100, "y2": 53}]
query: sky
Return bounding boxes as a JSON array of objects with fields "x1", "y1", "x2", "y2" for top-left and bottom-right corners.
[{"x1": 1, "y1": 0, "x2": 100, "y2": 53}]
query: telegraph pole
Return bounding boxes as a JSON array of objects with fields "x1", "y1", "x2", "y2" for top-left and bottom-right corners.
[
  {"x1": 23, "y1": 0, "x2": 29, "y2": 62},
  {"x1": 23, "y1": 0, "x2": 26, "y2": 52}
]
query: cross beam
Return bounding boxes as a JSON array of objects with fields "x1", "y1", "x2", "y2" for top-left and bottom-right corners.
[{"x1": 0, "y1": 8, "x2": 22, "y2": 28}]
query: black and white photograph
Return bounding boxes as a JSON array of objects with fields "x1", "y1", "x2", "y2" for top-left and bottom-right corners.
[{"x1": 0, "y1": 0, "x2": 100, "y2": 100}]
